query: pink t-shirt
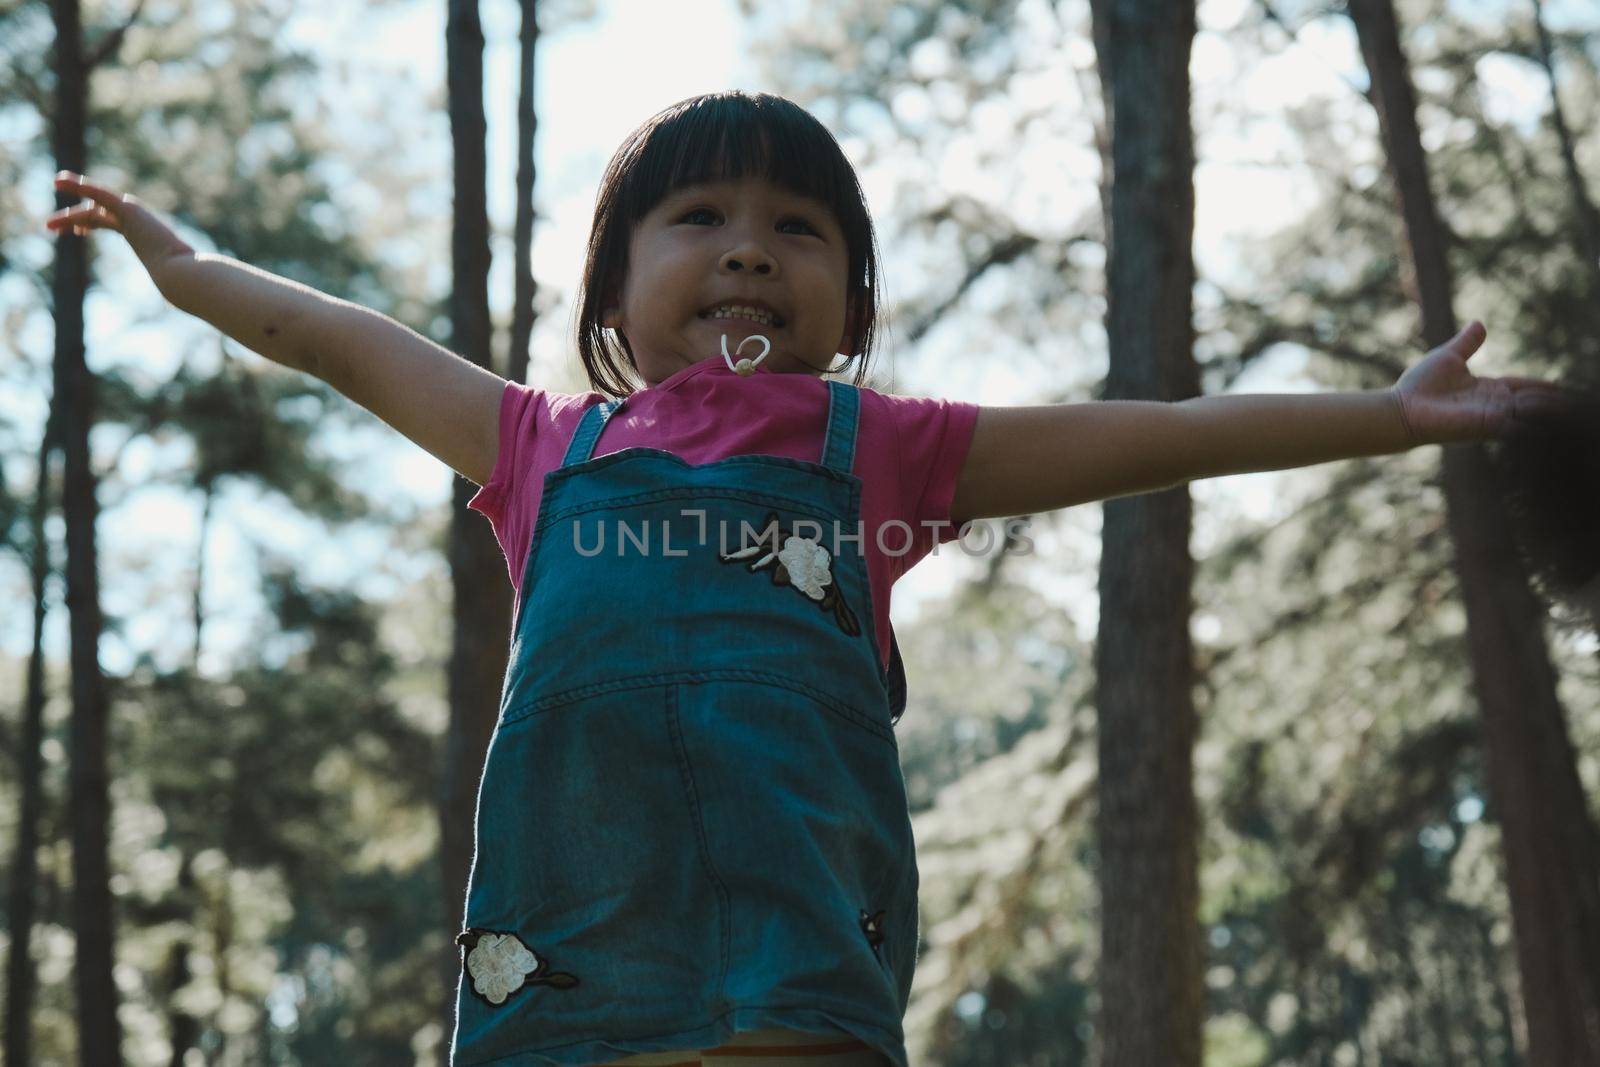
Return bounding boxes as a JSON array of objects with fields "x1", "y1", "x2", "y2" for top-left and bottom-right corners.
[{"x1": 467, "y1": 353, "x2": 980, "y2": 674}]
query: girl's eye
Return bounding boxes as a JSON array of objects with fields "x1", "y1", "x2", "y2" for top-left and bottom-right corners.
[{"x1": 675, "y1": 207, "x2": 819, "y2": 233}]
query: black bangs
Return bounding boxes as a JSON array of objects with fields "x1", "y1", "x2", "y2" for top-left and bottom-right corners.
[
  {"x1": 613, "y1": 97, "x2": 861, "y2": 234},
  {"x1": 575, "y1": 91, "x2": 884, "y2": 399}
]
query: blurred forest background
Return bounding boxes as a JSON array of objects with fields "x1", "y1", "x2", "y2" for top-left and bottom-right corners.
[{"x1": 4, "y1": 0, "x2": 1600, "y2": 1063}]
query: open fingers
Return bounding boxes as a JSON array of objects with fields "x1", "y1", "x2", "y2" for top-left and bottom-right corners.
[
  {"x1": 47, "y1": 202, "x2": 117, "y2": 227},
  {"x1": 45, "y1": 205, "x2": 117, "y2": 236},
  {"x1": 53, "y1": 171, "x2": 124, "y2": 202},
  {"x1": 48, "y1": 172, "x2": 129, "y2": 234}
]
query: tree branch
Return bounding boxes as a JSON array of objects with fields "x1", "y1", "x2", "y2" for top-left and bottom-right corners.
[{"x1": 85, "y1": 0, "x2": 147, "y2": 72}]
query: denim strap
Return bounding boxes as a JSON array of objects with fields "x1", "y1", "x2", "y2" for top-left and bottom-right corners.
[
  {"x1": 819, "y1": 379, "x2": 858, "y2": 475},
  {"x1": 562, "y1": 398, "x2": 623, "y2": 468}
]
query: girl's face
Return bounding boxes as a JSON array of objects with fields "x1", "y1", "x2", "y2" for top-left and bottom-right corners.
[{"x1": 602, "y1": 177, "x2": 859, "y2": 386}]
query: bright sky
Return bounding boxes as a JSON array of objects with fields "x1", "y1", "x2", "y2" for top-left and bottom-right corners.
[{"x1": 6, "y1": 0, "x2": 1584, "y2": 673}]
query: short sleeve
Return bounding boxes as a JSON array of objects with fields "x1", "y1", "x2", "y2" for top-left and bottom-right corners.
[
  {"x1": 878, "y1": 391, "x2": 980, "y2": 552},
  {"x1": 468, "y1": 380, "x2": 545, "y2": 589}
]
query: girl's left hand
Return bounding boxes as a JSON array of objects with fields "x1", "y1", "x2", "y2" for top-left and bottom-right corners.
[{"x1": 1391, "y1": 321, "x2": 1585, "y2": 444}]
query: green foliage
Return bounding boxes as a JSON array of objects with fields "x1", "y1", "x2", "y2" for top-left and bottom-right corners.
[
  {"x1": 9, "y1": 0, "x2": 1600, "y2": 1063},
  {"x1": 746, "y1": 0, "x2": 1600, "y2": 1063},
  {"x1": 4, "y1": 0, "x2": 454, "y2": 1061}
]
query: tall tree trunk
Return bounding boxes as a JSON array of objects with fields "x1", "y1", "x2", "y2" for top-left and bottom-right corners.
[
  {"x1": 509, "y1": 0, "x2": 540, "y2": 389},
  {"x1": 1086, "y1": 2, "x2": 1203, "y2": 1064},
  {"x1": 440, "y1": 0, "x2": 514, "y2": 1058},
  {"x1": 210, "y1": 875, "x2": 233, "y2": 1063},
  {"x1": 1346, "y1": 1, "x2": 1600, "y2": 1062},
  {"x1": 163, "y1": 852, "x2": 200, "y2": 1067},
  {"x1": 1529, "y1": 0, "x2": 1600, "y2": 307},
  {"x1": 192, "y1": 484, "x2": 214, "y2": 667},
  {"x1": 4, "y1": 412, "x2": 57, "y2": 1067},
  {"x1": 50, "y1": 0, "x2": 122, "y2": 1061}
]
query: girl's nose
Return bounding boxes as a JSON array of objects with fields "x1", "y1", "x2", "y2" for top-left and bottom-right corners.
[{"x1": 719, "y1": 244, "x2": 776, "y2": 275}]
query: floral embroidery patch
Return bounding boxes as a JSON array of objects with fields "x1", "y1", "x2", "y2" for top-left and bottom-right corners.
[
  {"x1": 859, "y1": 908, "x2": 887, "y2": 962},
  {"x1": 719, "y1": 510, "x2": 861, "y2": 636},
  {"x1": 456, "y1": 927, "x2": 578, "y2": 1006}
]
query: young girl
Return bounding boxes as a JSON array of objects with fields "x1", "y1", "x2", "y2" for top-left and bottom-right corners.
[{"x1": 47, "y1": 90, "x2": 1576, "y2": 1067}]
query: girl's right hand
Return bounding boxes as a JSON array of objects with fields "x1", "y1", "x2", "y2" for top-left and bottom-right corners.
[{"x1": 45, "y1": 172, "x2": 198, "y2": 297}]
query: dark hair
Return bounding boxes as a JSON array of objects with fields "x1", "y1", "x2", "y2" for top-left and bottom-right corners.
[{"x1": 574, "y1": 91, "x2": 885, "y2": 398}]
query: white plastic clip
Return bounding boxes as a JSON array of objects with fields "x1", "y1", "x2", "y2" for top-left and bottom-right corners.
[{"x1": 721, "y1": 333, "x2": 771, "y2": 376}]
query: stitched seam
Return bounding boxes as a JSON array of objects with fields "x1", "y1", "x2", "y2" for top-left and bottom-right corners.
[
  {"x1": 821, "y1": 380, "x2": 839, "y2": 470},
  {"x1": 538, "y1": 484, "x2": 856, "y2": 537},
  {"x1": 499, "y1": 669, "x2": 895, "y2": 745},
  {"x1": 816, "y1": 389, "x2": 891, "y2": 698},
  {"x1": 822, "y1": 380, "x2": 853, "y2": 474},
  {"x1": 667, "y1": 684, "x2": 732, "y2": 1008}
]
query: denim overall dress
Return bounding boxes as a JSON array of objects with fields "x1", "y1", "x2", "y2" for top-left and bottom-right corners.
[{"x1": 452, "y1": 378, "x2": 919, "y2": 1067}]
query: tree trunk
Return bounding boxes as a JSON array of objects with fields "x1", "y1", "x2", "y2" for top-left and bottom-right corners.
[
  {"x1": 1529, "y1": 0, "x2": 1600, "y2": 305},
  {"x1": 50, "y1": 0, "x2": 123, "y2": 1061},
  {"x1": 163, "y1": 852, "x2": 200, "y2": 1067},
  {"x1": 1346, "y1": 1, "x2": 1600, "y2": 1062},
  {"x1": 192, "y1": 483, "x2": 214, "y2": 668},
  {"x1": 440, "y1": 0, "x2": 515, "y2": 1059},
  {"x1": 210, "y1": 875, "x2": 233, "y2": 1064},
  {"x1": 1086, "y1": 2, "x2": 1204, "y2": 1064},
  {"x1": 509, "y1": 0, "x2": 540, "y2": 390},
  {"x1": 4, "y1": 408, "x2": 57, "y2": 1067}
]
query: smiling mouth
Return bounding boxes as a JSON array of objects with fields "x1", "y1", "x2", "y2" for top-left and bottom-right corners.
[{"x1": 699, "y1": 307, "x2": 785, "y2": 328}]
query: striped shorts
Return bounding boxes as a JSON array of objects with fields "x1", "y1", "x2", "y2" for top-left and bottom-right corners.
[{"x1": 593, "y1": 1027, "x2": 891, "y2": 1066}]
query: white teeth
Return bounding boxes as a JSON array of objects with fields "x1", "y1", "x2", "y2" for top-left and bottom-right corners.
[{"x1": 702, "y1": 305, "x2": 778, "y2": 326}]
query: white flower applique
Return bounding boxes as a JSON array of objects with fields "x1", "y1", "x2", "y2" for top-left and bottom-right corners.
[
  {"x1": 719, "y1": 510, "x2": 861, "y2": 636},
  {"x1": 456, "y1": 927, "x2": 579, "y2": 1006}
]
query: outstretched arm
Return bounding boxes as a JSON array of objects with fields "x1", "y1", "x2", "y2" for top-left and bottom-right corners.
[
  {"x1": 47, "y1": 172, "x2": 507, "y2": 487},
  {"x1": 949, "y1": 322, "x2": 1578, "y2": 525}
]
